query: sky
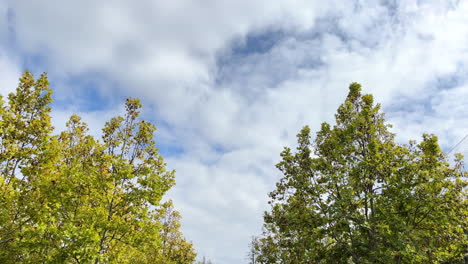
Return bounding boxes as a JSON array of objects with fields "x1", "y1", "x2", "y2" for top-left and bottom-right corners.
[{"x1": 1, "y1": 0, "x2": 468, "y2": 263}]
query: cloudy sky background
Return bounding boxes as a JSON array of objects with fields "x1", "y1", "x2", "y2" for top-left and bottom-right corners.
[{"x1": 1, "y1": 0, "x2": 468, "y2": 263}]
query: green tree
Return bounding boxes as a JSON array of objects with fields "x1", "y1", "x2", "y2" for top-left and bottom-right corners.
[
  {"x1": 0, "y1": 71, "x2": 196, "y2": 263},
  {"x1": 0, "y1": 71, "x2": 53, "y2": 261},
  {"x1": 197, "y1": 256, "x2": 214, "y2": 264},
  {"x1": 254, "y1": 83, "x2": 467, "y2": 263},
  {"x1": 158, "y1": 200, "x2": 197, "y2": 263},
  {"x1": 246, "y1": 236, "x2": 260, "y2": 264}
]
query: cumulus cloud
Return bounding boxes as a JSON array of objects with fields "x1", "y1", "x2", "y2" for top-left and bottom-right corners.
[
  {"x1": 2, "y1": 0, "x2": 468, "y2": 263},
  {"x1": 0, "y1": 54, "x2": 20, "y2": 96}
]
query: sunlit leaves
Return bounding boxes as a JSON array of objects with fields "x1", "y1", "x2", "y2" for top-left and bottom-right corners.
[{"x1": 0, "y1": 71, "x2": 196, "y2": 263}]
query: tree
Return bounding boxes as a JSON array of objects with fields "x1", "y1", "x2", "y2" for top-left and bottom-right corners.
[
  {"x1": 158, "y1": 200, "x2": 197, "y2": 263},
  {"x1": 246, "y1": 236, "x2": 260, "y2": 264},
  {"x1": 0, "y1": 71, "x2": 196, "y2": 263},
  {"x1": 197, "y1": 256, "x2": 214, "y2": 264},
  {"x1": 0, "y1": 71, "x2": 54, "y2": 262},
  {"x1": 253, "y1": 83, "x2": 468, "y2": 263}
]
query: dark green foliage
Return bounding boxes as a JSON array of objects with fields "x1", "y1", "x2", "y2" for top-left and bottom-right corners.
[{"x1": 254, "y1": 83, "x2": 468, "y2": 263}]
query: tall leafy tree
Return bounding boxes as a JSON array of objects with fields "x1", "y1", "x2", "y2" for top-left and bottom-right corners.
[
  {"x1": 0, "y1": 72, "x2": 53, "y2": 261},
  {"x1": 254, "y1": 83, "x2": 467, "y2": 263},
  {"x1": 0, "y1": 71, "x2": 196, "y2": 263}
]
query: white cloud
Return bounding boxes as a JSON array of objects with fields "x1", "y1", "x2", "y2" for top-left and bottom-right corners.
[
  {"x1": 0, "y1": 54, "x2": 20, "y2": 97},
  {"x1": 2, "y1": 0, "x2": 468, "y2": 263},
  {"x1": 51, "y1": 106, "x2": 123, "y2": 139}
]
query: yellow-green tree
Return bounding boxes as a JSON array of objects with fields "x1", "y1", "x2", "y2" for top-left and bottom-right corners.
[
  {"x1": 0, "y1": 71, "x2": 196, "y2": 263},
  {"x1": 254, "y1": 83, "x2": 467, "y2": 263}
]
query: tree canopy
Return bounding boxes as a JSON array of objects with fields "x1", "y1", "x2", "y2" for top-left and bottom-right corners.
[
  {"x1": 2, "y1": 72, "x2": 467, "y2": 264},
  {"x1": 0, "y1": 71, "x2": 196, "y2": 263},
  {"x1": 253, "y1": 83, "x2": 468, "y2": 263}
]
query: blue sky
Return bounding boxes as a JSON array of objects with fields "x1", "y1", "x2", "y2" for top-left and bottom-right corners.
[{"x1": 2, "y1": 1, "x2": 468, "y2": 263}]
